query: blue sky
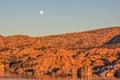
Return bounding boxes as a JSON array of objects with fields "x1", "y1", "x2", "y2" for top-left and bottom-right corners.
[{"x1": 0, "y1": 0, "x2": 120, "y2": 36}]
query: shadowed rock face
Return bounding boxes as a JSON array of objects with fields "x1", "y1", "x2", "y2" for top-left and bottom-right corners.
[
  {"x1": 0, "y1": 26, "x2": 120, "y2": 79},
  {"x1": 114, "y1": 68, "x2": 120, "y2": 77},
  {"x1": 105, "y1": 34, "x2": 120, "y2": 44}
]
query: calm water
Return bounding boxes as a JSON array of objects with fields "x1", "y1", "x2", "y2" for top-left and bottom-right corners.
[
  {"x1": 0, "y1": 72, "x2": 38, "y2": 80},
  {"x1": 0, "y1": 72, "x2": 120, "y2": 80}
]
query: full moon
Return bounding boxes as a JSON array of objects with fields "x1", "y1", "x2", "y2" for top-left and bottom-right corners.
[{"x1": 40, "y1": 10, "x2": 44, "y2": 15}]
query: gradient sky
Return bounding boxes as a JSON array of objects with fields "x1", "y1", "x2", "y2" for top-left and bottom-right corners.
[{"x1": 0, "y1": 0, "x2": 120, "y2": 36}]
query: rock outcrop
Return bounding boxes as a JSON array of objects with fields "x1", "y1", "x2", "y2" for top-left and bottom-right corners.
[
  {"x1": 0, "y1": 26, "x2": 120, "y2": 79},
  {"x1": 105, "y1": 34, "x2": 120, "y2": 44}
]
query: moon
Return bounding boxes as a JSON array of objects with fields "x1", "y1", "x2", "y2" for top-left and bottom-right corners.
[{"x1": 40, "y1": 10, "x2": 44, "y2": 15}]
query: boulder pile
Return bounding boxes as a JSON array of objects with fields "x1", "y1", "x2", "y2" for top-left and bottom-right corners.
[{"x1": 0, "y1": 26, "x2": 120, "y2": 79}]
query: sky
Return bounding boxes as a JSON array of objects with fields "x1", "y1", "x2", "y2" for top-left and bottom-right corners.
[{"x1": 0, "y1": 0, "x2": 120, "y2": 36}]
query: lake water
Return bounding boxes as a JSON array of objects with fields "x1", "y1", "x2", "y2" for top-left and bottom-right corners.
[
  {"x1": 0, "y1": 72, "x2": 120, "y2": 80},
  {"x1": 0, "y1": 71, "x2": 38, "y2": 80}
]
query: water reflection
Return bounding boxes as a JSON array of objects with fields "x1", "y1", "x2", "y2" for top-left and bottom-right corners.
[
  {"x1": 0, "y1": 72, "x2": 37, "y2": 80},
  {"x1": 0, "y1": 72, "x2": 119, "y2": 80}
]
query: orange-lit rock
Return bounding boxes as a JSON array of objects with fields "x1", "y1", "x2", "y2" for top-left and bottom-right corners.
[{"x1": 0, "y1": 26, "x2": 120, "y2": 78}]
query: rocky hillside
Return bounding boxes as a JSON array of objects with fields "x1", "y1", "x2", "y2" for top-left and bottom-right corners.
[{"x1": 0, "y1": 26, "x2": 120, "y2": 79}]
